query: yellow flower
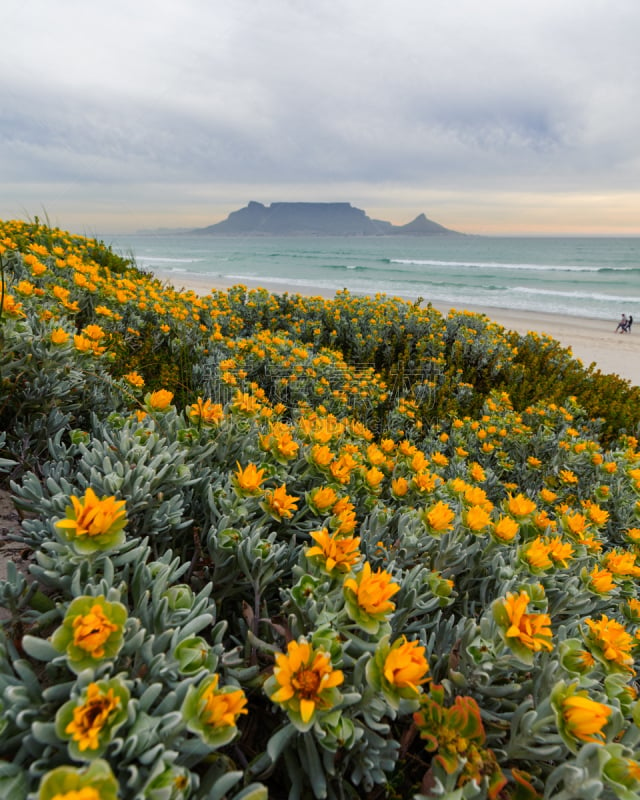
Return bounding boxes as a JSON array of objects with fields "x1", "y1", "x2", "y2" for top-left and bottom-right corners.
[
  {"x1": 189, "y1": 396, "x2": 224, "y2": 426},
  {"x1": 423, "y1": 501, "x2": 455, "y2": 533},
  {"x1": 463, "y1": 485, "x2": 493, "y2": 510},
  {"x1": 603, "y1": 549, "x2": 640, "y2": 579},
  {"x1": 561, "y1": 689, "x2": 611, "y2": 744},
  {"x1": 181, "y1": 673, "x2": 248, "y2": 747},
  {"x1": 533, "y1": 509, "x2": 556, "y2": 532},
  {"x1": 469, "y1": 462, "x2": 486, "y2": 482},
  {"x1": 147, "y1": 389, "x2": 174, "y2": 411},
  {"x1": 234, "y1": 462, "x2": 266, "y2": 495},
  {"x1": 64, "y1": 683, "x2": 121, "y2": 752},
  {"x1": 507, "y1": 493, "x2": 536, "y2": 518},
  {"x1": 383, "y1": 637, "x2": 430, "y2": 693},
  {"x1": 50, "y1": 328, "x2": 70, "y2": 345},
  {"x1": 344, "y1": 561, "x2": 400, "y2": 619},
  {"x1": 123, "y1": 371, "x2": 144, "y2": 389},
  {"x1": 501, "y1": 590, "x2": 553, "y2": 652},
  {"x1": 332, "y1": 504, "x2": 358, "y2": 535},
  {"x1": 559, "y1": 469, "x2": 579, "y2": 485},
  {"x1": 523, "y1": 537, "x2": 553, "y2": 570},
  {"x1": 263, "y1": 484, "x2": 299, "y2": 520},
  {"x1": 231, "y1": 390, "x2": 261, "y2": 415},
  {"x1": 366, "y1": 443, "x2": 386, "y2": 466},
  {"x1": 82, "y1": 324, "x2": 105, "y2": 341},
  {"x1": 16, "y1": 279, "x2": 35, "y2": 296},
  {"x1": 410, "y1": 451, "x2": 429, "y2": 472},
  {"x1": 329, "y1": 452, "x2": 358, "y2": 484},
  {"x1": 364, "y1": 466, "x2": 385, "y2": 490},
  {"x1": 584, "y1": 502, "x2": 609, "y2": 527},
  {"x1": 588, "y1": 566, "x2": 616, "y2": 594},
  {"x1": 464, "y1": 504, "x2": 491, "y2": 532},
  {"x1": 72, "y1": 605, "x2": 120, "y2": 659},
  {"x1": 391, "y1": 476, "x2": 409, "y2": 497},
  {"x1": 563, "y1": 511, "x2": 589, "y2": 539},
  {"x1": 308, "y1": 486, "x2": 339, "y2": 513},
  {"x1": 306, "y1": 529, "x2": 361, "y2": 574},
  {"x1": 266, "y1": 638, "x2": 344, "y2": 726},
  {"x1": 55, "y1": 487, "x2": 127, "y2": 549},
  {"x1": 546, "y1": 536, "x2": 574, "y2": 567},
  {"x1": 584, "y1": 615, "x2": 634, "y2": 671},
  {"x1": 74, "y1": 334, "x2": 93, "y2": 353},
  {"x1": 412, "y1": 471, "x2": 438, "y2": 493},
  {"x1": 49, "y1": 788, "x2": 101, "y2": 800},
  {"x1": 492, "y1": 515, "x2": 519, "y2": 542},
  {"x1": 1, "y1": 293, "x2": 25, "y2": 318},
  {"x1": 540, "y1": 488, "x2": 558, "y2": 503},
  {"x1": 310, "y1": 444, "x2": 334, "y2": 468},
  {"x1": 200, "y1": 674, "x2": 248, "y2": 729}
]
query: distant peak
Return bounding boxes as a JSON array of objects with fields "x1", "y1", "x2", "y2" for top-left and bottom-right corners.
[{"x1": 194, "y1": 202, "x2": 462, "y2": 236}]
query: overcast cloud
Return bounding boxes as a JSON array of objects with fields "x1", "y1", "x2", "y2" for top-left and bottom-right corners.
[{"x1": 3, "y1": 0, "x2": 640, "y2": 233}]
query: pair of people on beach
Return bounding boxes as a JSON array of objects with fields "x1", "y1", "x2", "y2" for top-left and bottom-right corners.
[{"x1": 615, "y1": 313, "x2": 633, "y2": 333}]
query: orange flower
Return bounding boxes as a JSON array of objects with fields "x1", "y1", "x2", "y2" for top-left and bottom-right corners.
[
  {"x1": 50, "y1": 327, "x2": 70, "y2": 345},
  {"x1": 55, "y1": 488, "x2": 127, "y2": 553},
  {"x1": 265, "y1": 638, "x2": 344, "y2": 728},
  {"x1": 123, "y1": 371, "x2": 144, "y2": 389},
  {"x1": 559, "y1": 686, "x2": 612, "y2": 744},
  {"x1": 412, "y1": 471, "x2": 438, "y2": 493},
  {"x1": 584, "y1": 615, "x2": 634, "y2": 671},
  {"x1": 498, "y1": 590, "x2": 553, "y2": 653},
  {"x1": 189, "y1": 396, "x2": 223, "y2": 426},
  {"x1": 391, "y1": 476, "x2": 409, "y2": 497},
  {"x1": 492, "y1": 516, "x2": 519, "y2": 542},
  {"x1": 234, "y1": 462, "x2": 266, "y2": 495},
  {"x1": 263, "y1": 485, "x2": 299, "y2": 520},
  {"x1": 546, "y1": 536, "x2": 574, "y2": 567},
  {"x1": 423, "y1": 501, "x2": 455, "y2": 533},
  {"x1": 308, "y1": 486, "x2": 339, "y2": 514},
  {"x1": 522, "y1": 537, "x2": 553, "y2": 570},
  {"x1": 344, "y1": 562, "x2": 400, "y2": 631},
  {"x1": 507, "y1": 493, "x2": 536, "y2": 518},
  {"x1": 602, "y1": 549, "x2": 640, "y2": 579},
  {"x1": 588, "y1": 567, "x2": 616, "y2": 594},
  {"x1": 306, "y1": 529, "x2": 361, "y2": 575},
  {"x1": 147, "y1": 389, "x2": 174, "y2": 411},
  {"x1": 463, "y1": 504, "x2": 491, "y2": 532},
  {"x1": 383, "y1": 637, "x2": 430, "y2": 693},
  {"x1": 72, "y1": 605, "x2": 120, "y2": 659}
]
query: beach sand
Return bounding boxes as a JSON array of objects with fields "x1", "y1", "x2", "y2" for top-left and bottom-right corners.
[{"x1": 160, "y1": 273, "x2": 640, "y2": 387}]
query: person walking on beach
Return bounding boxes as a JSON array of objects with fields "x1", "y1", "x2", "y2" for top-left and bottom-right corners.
[
  {"x1": 616, "y1": 313, "x2": 627, "y2": 332},
  {"x1": 626, "y1": 315, "x2": 633, "y2": 332}
]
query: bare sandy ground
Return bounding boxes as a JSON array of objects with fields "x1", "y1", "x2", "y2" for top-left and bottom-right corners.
[{"x1": 161, "y1": 273, "x2": 640, "y2": 387}]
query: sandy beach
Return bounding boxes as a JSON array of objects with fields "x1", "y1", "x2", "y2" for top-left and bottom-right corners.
[{"x1": 162, "y1": 273, "x2": 640, "y2": 387}]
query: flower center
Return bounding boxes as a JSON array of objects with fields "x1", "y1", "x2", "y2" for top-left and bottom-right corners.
[
  {"x1": 72, "y1": 607, "x2": 118, "y2": 657},
  {"x1": 293, "y1": 668, "x2": 321, "y2": 698}
]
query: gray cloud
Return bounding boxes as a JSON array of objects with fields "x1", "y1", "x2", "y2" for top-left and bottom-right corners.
[{"x1": 3, "y1": 0, "x2": 640, "y2": 232}]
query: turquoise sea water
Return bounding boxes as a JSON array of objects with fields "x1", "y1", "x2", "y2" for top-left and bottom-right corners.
[{"x1": 106, "y1": 233, "x2": 640, "y2": 322}]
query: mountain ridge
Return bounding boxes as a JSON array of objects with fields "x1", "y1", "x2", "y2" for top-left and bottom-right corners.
[{"x1": 193, "y1": 201, "x2": 462, "y2": 236}]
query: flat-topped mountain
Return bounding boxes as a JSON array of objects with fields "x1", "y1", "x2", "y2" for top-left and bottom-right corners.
[{"x1": 194, "y1": 201, "x2": 461, "y2": 236}]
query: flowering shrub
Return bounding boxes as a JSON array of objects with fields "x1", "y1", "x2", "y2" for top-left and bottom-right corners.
[{"x1": 1, "y1": 219, "x2": 640, "y2": 798}]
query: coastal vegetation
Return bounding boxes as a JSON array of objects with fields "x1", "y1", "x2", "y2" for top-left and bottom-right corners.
[{"x1": 1, "y1": 218, "x2": 640, "y2": 800}]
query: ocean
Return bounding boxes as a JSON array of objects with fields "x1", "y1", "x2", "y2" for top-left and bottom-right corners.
[{"x1": 105, "y1": 233, "x2": 640, "y2": 322}]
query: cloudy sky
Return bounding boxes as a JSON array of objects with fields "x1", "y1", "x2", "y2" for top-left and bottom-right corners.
[{"x1": 3, "y1": 0, "x2": 640, "y2": 234}]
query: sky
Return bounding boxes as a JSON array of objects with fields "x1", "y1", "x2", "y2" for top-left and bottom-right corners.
[{"x1": 3, "y1": 0, "x2": 640, "y2": 236}]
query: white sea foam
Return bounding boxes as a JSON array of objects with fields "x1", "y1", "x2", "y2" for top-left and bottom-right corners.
[
  {"x1": 136, "y1": 256, "x2": 204, "y2": 264},
  {"x1": 390, "y1": 259, "x2": 617, "y2": 272},
  {"x1": 512, "y1": 287, "x2": 640, "y2": 303}
]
